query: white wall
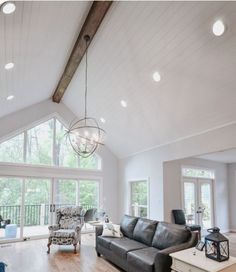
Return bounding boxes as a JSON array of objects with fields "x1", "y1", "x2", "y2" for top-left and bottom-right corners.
[
  {"x1": 0, "y1": 99, "x2": 119, "y2": 222},
  {"x1": 119, "y1": 122, "x2": 236, "y2": 223},
  {"x1": 228, "y1": 163, "x2": 236, "y2": 231},
  {"x1": 163, "y1": 158, "x2": 229, "y2": 232}
]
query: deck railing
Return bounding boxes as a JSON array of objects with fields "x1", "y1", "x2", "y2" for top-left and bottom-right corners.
[{"x1": 0, "y1": 204, "x2": 96, "y2": 226}]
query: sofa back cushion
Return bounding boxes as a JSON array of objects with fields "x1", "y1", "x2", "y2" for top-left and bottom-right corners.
[
  {"x1": 152, "y1": 222, "x2": 191, "y2": 250},
  {"x1": 133, "y1": 218, "x2": 158, "y2": 246},
  {"x1": 120, "y1": 215, "x2": 138, "y2": 239}
]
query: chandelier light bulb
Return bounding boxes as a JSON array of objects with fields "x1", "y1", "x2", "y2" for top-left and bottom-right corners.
[{"x1": 100, "y1": 117, "x2": 106, "y2": 123}]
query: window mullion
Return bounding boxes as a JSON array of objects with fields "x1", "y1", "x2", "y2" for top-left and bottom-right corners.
[
  {"x1": 23, "y1": 131, "x2": 27, "y2": 163},
  {"x1": 53, "y1": 117, "x2": 56, "y2": 166}
]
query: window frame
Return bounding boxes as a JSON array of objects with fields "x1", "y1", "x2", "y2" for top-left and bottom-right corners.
[
  {"x1": 182, "y1": 165, "x2": 215, "y2": 179},
  {"x1": 129, "y1": 178, "x2": 150, "y2": 218}
]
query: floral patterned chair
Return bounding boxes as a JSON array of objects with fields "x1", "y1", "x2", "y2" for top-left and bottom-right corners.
[{"x1": 47, "y1": 206, "x2": 84, "y2": 254}]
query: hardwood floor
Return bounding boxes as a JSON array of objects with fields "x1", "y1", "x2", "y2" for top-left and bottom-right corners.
[
  {"x1": 0, "y1": 233, "x2": 122, "y2": 272},
  {"x1": 1, "y1": 233, "x2": 236, "y2": 272}
]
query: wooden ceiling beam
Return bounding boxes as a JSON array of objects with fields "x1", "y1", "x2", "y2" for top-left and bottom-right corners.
[{"x1": 52, "y1": 1, "x2": 112, "y2": 103}]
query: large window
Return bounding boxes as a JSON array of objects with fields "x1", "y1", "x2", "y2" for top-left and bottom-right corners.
[
  {"x1": 0, "y1": 133, "x2": 24, "y2": 163},
  {"x1": 0, "y1": 116, "x2": 104, "y2": 242},
  {"x1": 0, "y1": 176, "x2": 101, "y2": 241},
  {"x1": 0, "y1": 117, "x2": 101, "y2": 170},
  {"x1": 26, "y1": 119, "x2": 53, "y2": 165},
  {"x1": 130, "y1": 180, "x2": 149, "y2": 218}
]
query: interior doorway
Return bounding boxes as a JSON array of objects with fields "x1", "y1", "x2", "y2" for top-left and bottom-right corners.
[{"x1": 182, "y1": 167, "x2": 215, "y2": 235}]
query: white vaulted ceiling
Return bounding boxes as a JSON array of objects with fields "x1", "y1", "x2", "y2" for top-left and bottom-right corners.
[
  {"x1": 0, "y1": 1, "x2": 91, "y2": 115},
  {"x1": 1, "y1": 1, "x2": 236, "y2": 158}
]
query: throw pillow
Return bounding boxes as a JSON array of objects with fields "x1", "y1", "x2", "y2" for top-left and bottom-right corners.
[{"x1": 102, "y1": 223, "x2": 123, "y2": 238}]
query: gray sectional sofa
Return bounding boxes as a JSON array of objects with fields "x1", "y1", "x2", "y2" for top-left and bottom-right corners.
[{"x1": 95, "y1": 215, "x2": 198, "y2": 272}]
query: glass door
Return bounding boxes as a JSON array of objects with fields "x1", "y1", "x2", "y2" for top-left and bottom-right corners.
[
  {"x1": 23, "y1": 178, "x2": 51, "y2": 238},
  {"x1": 54, "y1": 179, "x2": 77, "y2": 208},
  {"x1": 51, "y1": 179, "x2": 77, "y2": 224},
  {"x1": 199, "y1": 179, "x2": 213, "y2": 230},
  {"x1": 183, "y1": 178, "x2": 197, "y2": 224},
  {"x1": 79, "y1": 180, "x2": 99, "y2": 210},
  {"x1": 183, "y1": 177, "x2": 214, "y2": 234},
  {"x1": 0, "y1": 177, "x2": 22, "y2": 242}
]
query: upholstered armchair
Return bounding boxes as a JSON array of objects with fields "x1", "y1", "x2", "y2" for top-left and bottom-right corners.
[
  {"x1": 47, "y1": 206, "x2": 84, "y2": 254},
  {"x1": 0, "y1": 215, "x2": 11, "y2": 229}
]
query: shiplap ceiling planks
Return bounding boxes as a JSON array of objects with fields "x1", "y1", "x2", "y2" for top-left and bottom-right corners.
[
  {"x1": 1, "y1": 2, "x2": 236, "y2": 157},
  {"x1": 0, "y1": 1, "x2": 91, "y2": 115},
  {"x1": 63, "y1": 1, "x2": 236, "y2": 158}
]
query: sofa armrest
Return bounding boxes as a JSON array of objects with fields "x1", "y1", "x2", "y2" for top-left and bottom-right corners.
[
  {"x1": 95, "y1": 225, "x2": 103, "y2": 237},
  {"x1": 154, "y1": 232, "x2": 198, "y2": 272},
  {"x1": 95, "y1": 225, "x2": 103, "y2": 252}
]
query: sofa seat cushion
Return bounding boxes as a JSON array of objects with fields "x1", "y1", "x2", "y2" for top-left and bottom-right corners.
[
  {"x1": 133, "y1": 218, "x2": 158, "y2": 246},
  {"x1": 127, "y1": 247, "x2": 160, "y2": 272},
  {"x1": 152, "y1": 222, "x2": 191, "y2": 250},
  {"x1": 110, "y1": 237, "x2": 147, "y2": 259},
  {"x1": 52, "y1": 229, "x2": 75, "y2": 238},
  {"x1": 97, "y1": 236, "x2": 121, "y2": 250}
]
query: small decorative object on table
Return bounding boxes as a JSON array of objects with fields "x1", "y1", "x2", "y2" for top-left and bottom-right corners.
[
  {"x1": 105, "y1": 214, "x2": 109, "y2": 223},
  {"x1": 196, "y1": 240, "x2": 205, "y2": 251},
  {"x1": 205, "y1": 227, "x2": 229, "y2": 262}
]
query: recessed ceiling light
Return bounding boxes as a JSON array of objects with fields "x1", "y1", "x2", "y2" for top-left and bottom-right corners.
[
  {"x1": 1, "y1": 2, "x2": 16, "y2": 14},
  {"x1": 4, "y1": 62, "x2": 14, "y2": 70},
  {"x1": 212, "y1": 20, "x2": 225, "y2": 36},
  {"x1": 120, "y1": 100, "x2": 127, "y2": 108},
  {"x1": 6, "y1": 95, "x2": 14, "y2": 100},
  {"x1": 100, "y1": 117, "x2": 106, "y2": 123},
  {"x1": 153, "y1": 71, "x2": 161, "y2": 82}
]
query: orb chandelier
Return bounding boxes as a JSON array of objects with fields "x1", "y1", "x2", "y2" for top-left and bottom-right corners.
[{"x1": 66, "y1": 35, "x2": 105, "y2": 158}]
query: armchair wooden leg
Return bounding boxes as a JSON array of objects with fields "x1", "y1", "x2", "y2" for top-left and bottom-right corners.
[
  {"x1": 73, "y1": 244, "x2": 77, "y2": 254},
  {"x1": 47, "y1": 241, "x2": 51, "y2": 254}
]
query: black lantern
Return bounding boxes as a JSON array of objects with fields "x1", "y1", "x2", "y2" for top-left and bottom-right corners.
[{"x1": 205, "y1": 227, "x2": 229, "y2": 262}]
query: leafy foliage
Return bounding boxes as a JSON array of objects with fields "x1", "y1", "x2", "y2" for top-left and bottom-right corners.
[
  {"x1": 131, "y1": 181, "x2": 148, "y2": 218},
  {"x1": 0, "y1": 118, "x2": 101, "y2": 170},
  {"x1": 0, "y1": 134, "x2": 24, "y2": 163}
]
